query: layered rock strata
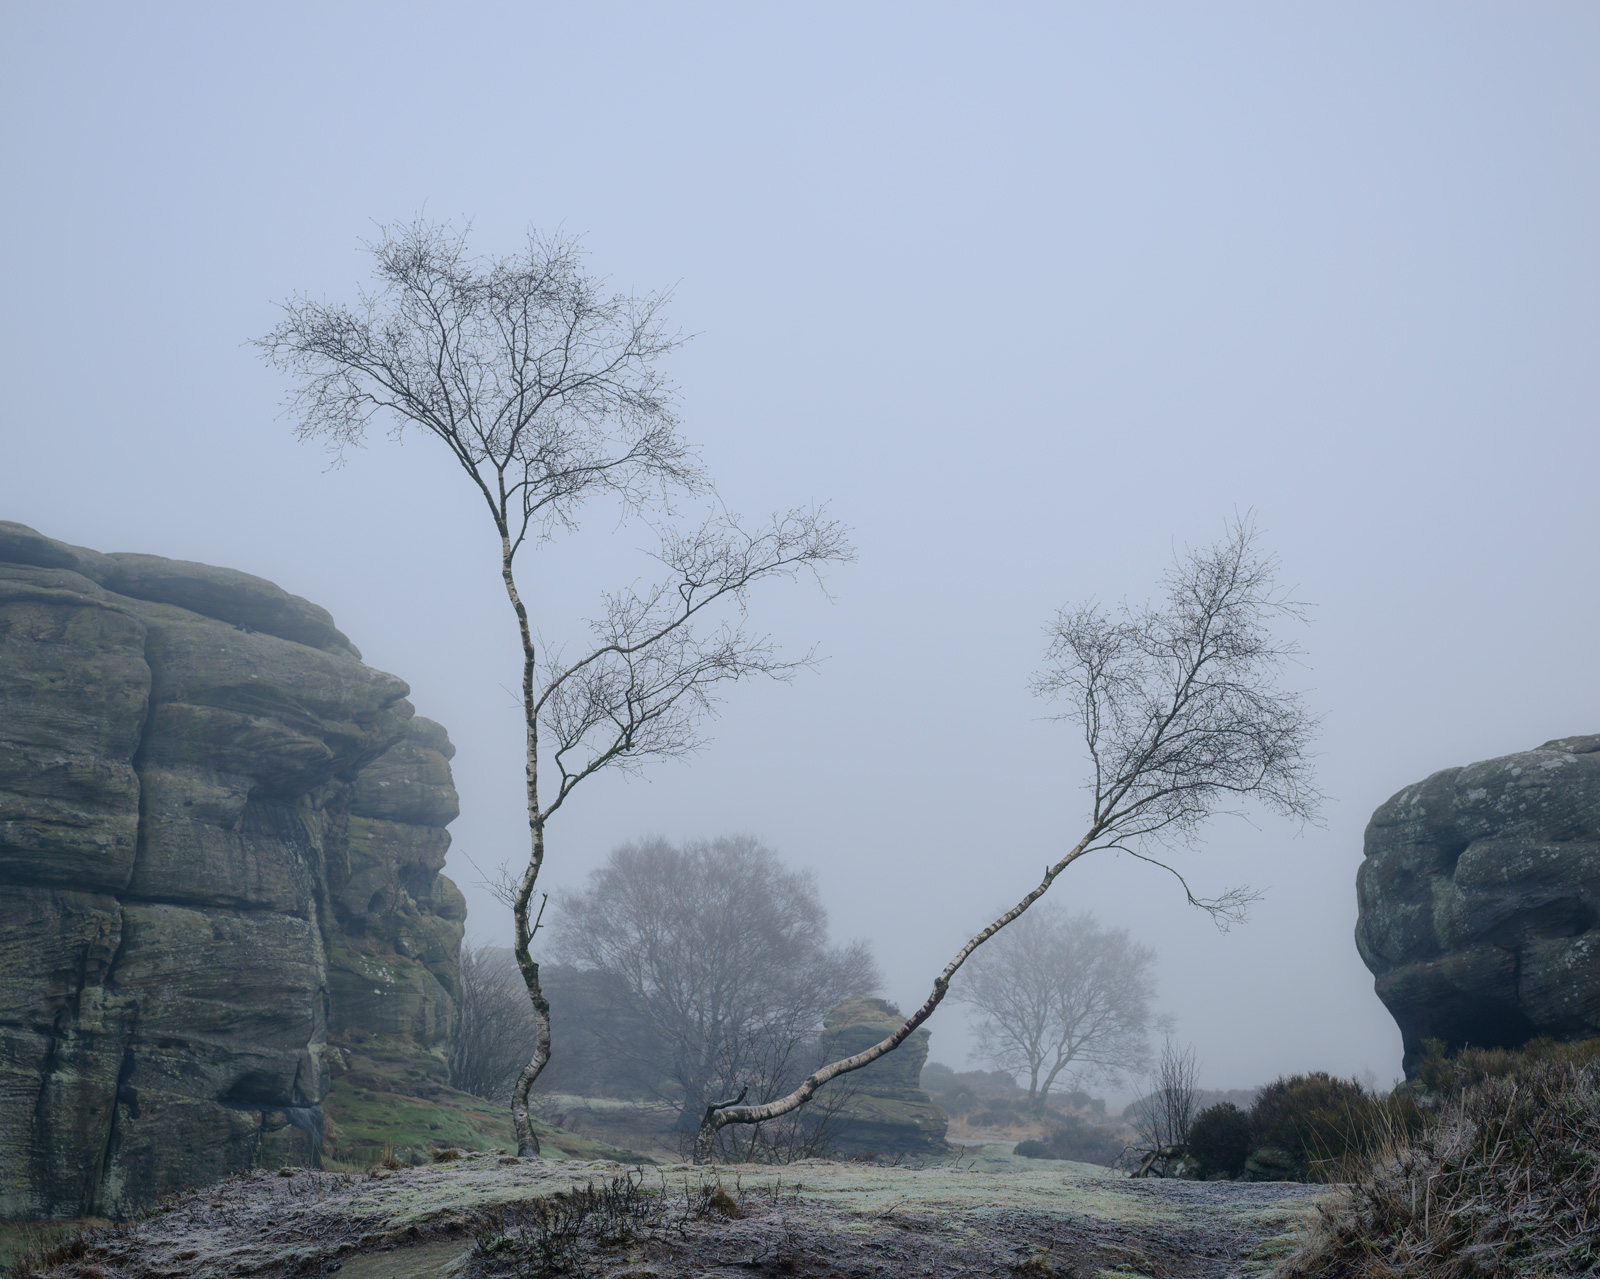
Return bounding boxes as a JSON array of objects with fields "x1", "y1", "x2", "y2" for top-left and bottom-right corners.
[
  {"x1": 1356, "y1": 735, "x2": 1600, "y2": 1075},
  {"x1": 0, "y1": 522, "x2": 464, "y2": 1219},
  {"x1": 817, "y1": 997, "x2": 950, "y2": 1158}
]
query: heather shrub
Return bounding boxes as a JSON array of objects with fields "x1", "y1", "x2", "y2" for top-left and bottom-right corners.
[
  {"x1": 1249, "y1": 1071, "x2": 1426, "y2": 1182},
  {"x1": 1418, "y1": 1034, "x2": 1600, "y2": 1096},
  {"x1": 1188, "y1": 1102, "x2": 1252, "y2": 1178},
  {"x1": 970, "y1": 1098, "x2": 1026, "y2": 1127}
]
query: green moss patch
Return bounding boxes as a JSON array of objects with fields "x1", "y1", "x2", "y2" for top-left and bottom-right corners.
[{"x1": 323, "y1": 1037, "x2": 650, "y2": 1167}]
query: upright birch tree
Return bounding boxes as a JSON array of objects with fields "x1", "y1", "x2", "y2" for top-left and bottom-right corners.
[{"x1": 257, "y1": 219, "x2": 851, "y2": 1156}]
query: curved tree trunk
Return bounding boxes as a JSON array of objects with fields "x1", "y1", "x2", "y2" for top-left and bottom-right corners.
[
  {"x1": 693, "y1": 831, "x2": 1100, "y2": 1162},
  {"x1": 501, "y1": 532, "x2": 553, "y2": 1158}
]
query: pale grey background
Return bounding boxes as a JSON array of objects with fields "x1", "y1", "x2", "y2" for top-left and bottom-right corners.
[{"x1": 3, "y1": 3, "x2": 1596, "y2": 1099}]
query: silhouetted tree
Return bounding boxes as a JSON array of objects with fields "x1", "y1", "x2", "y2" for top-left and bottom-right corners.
[
  {"x1": 696, "y1": 518, "x2": 1319, "y2": 1161},
  {"x1": 954, "y1": 904, "x2": 1157, "y2": 1113},
  {"x1": 258, "y1": 220, "x2": 852, "y2": 1155}
]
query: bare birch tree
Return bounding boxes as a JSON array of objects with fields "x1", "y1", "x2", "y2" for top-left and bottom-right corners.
[
  {"x1": 694, "y1": 517, "x2": 1318, "y2": 1161},
  {"x1": 953, "y1": 903, "x2": 1158, "y2": 1114},
  {"x1": 256, "y1": 219, "x2": 852, "y2": 1156}
]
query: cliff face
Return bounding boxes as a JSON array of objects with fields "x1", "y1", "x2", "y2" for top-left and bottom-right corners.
[
  {"x1": 1356, "y1": 735, "x2": 1600, "y2": 1075},
  {"x1": 0, "y1": 522, "x2": 464, "y2": 1219}
]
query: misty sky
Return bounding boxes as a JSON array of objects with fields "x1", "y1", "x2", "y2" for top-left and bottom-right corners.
[{"x1": 3, "y1": 4, "x2": 1596, "y2": 1098}]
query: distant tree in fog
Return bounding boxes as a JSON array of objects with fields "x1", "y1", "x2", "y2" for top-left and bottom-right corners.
[
  {"x1": 451, "y1": 943, "x2": 665, "y2": 1104},
  {"x1": 551, "y1": 835, "x2": 880, "y2": 1133},
  {"x1": 954, "y1": 904, "x2": 1157, "y2": 1114},
  {"x1": 451, "y1": 941, "x2": 532, "y2": 1103},
  {"x1": 696, "y1": 518, "x2": 1320, "y2": 1161},
  {"x1": 257, "y1": 219, "x2": 852, "y2": 1156}
]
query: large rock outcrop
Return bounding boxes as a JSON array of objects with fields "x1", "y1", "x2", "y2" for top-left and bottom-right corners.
[
  {"x1": 817, "y1": 998, "x2": 950, "y2": 1158},
  {"x1": 0, "y1": 522, "x2": 465, "y2": 1219},
  {"x1": 1356, "y1": 735, "x2": 1600, "y2": 1075}
]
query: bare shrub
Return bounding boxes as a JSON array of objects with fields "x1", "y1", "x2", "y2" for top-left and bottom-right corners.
[
  {"x1": 1129, "y1": 1039, "x2": 1199, "y2": 1155},
  {"x1": 471, "y1": 1170, "x2": 741, "y2": 1275}
]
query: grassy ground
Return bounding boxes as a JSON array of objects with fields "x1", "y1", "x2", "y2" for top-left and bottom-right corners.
[
  {"x1": 0, "y1": 1057, "x2": 645, "y2": 1272},
  {"x1": 322, "y1": 1038, "x2": 650, "y2": 1168},
  {"x1": 0, "y1": 1223, "x2": 106, "y2": 1274},
  {"x1": 5, "y1": 1145, "x2": 1329, "y2": 1278}
]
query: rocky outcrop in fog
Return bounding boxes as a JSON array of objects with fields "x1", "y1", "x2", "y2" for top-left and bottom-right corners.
[
  {"x1": 1356, "y1": 734, "x2": 1600, "y2": 1075},
  {"x1": 0, "y1": 522, "x2": 464, "y2": 1220},
  {"x1": 817, "y1": 998, "x2": 949, "y2": 1157}
]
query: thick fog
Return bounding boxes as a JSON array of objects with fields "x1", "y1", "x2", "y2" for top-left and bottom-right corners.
[{"x1": 3, "y1": 4, "x2": 1596, "y2": 1099}]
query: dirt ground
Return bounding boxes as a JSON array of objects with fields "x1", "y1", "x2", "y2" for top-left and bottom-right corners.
[{"x1": 6, "y1": 1146, "x2": 1327, "y2": 1279}]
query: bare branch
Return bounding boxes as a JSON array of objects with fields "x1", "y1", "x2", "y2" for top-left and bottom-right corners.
[{"x1": 694, "y1": 515, "x2": 1318, "y2": 1161}]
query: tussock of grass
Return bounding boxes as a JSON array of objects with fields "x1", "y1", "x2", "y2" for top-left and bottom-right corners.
[{"x1": 1277, "y1": 1059, "x2": 1600, "y2": 1278}]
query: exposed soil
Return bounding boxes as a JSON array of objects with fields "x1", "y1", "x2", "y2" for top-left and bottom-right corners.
[{"x1": 7, "y1": 1147, "x2": 1326, "y2": 1279}]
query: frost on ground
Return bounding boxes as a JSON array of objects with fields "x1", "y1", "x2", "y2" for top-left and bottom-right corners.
[{"x1": 11, "y1": 1146, "x2": 1326, "y2": 1279}]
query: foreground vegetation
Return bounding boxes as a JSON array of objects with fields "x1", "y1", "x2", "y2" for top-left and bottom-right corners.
[
  {"x1": 2, "y1": 1145, "x2": 1324, "y2": 1278},
  {"x1": 1278, "y1": 1040, "x2": 1600, "y2": 1278}
]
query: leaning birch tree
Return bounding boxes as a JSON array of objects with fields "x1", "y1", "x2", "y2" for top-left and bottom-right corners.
[
  {"x1": 256, "y1": 219, "x2": 852, "y2": 1156},
  {"x1": 695, "y1": 518, "x2": 1319, "y2": 1161}
]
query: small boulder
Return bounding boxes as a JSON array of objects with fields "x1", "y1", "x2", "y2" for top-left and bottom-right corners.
[{"x1": 1242, "y1": 1144, "x2": 1298, "y2": 1182}]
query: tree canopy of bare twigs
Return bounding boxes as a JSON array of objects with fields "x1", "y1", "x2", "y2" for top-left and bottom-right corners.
[
  {"x1": 255, "y1": 219, "x2": 853, "y2": 1156},
  {"x1": 694, "y1": 517, "x2": 1319, "y2": 1161},
  {"x1": 953, "y1": 903, "x2": 1159, "y2": 1113},
  {"x1": 551, "y1": 836, "x2": 881, "y2": 1142}
]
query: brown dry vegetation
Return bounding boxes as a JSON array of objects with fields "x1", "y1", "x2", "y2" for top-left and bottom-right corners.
[{"x1": 1276, "y1": 1054, "x2": 1600, "y2": 1278}]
